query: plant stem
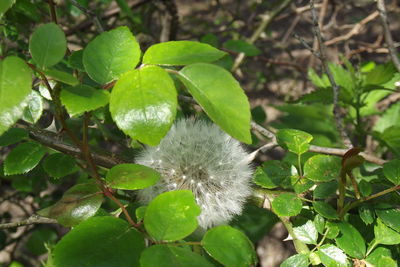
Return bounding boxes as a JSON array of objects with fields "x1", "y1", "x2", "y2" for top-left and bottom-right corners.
[{"x1": 280, "y1": 217, "x2": 310, "y2": 254}]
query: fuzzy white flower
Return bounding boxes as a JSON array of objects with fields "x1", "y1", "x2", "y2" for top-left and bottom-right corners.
[{"x1": 135, "y1": 118, "x2": 253, "y2": 229}]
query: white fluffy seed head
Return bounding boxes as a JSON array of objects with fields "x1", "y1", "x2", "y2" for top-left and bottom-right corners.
[{"x1": 135, "y1": 118, "x2": 253, "y2": 229}]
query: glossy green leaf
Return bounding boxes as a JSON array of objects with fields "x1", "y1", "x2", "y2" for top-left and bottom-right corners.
[
  {"x1": 375, "y1": 203, "x2": 400, "y2": 232},
  {"x1": 325, "y1": 221, "x2": 340, "y2": 239},
  {"x1": 313, "y1": 201, "x2": 338, "y2": 220},
  {"x1": 378, "y1": 256, "x2": 397, "y2": 267},
  {"x1": 383, "y1": 159, "x2": 400, "y2": 185},
  {"x1": 276, "y1": 129, "x2": 313, "y2": 155},
  {"x1": 0, "y1": 128, "x2": 28, "y2": 146},
  {"x1": 110, "y1": 65, "x2": 177, "y2": 146},
  {"x1": 253, "y1": 161, "x2": 291, "y2": 189},
  {"x1": 26, "y1": 228, "x2": 57, "y2": 255},
  {"x1": 223, "y1": 40, "x2": 261, "y2": 56},
  {"x1": 292, "y1": 176, "x2": 314, "y2": 194},
  {"x1": 293, "y1": 220, "x2": 318, "y2": 244},
  {"x1": 179, "y1": 63, "x2": 251, "y2": 143},
  {"x1": 53, "y1": 216, "x2": 145, "y2": 267},
  {"x1": 135, "y1": 206, "x2": 147, "y2": 222},
  {"x1": 143, "y1": 41, "x2": 226, "y2": 65},
  {"x1": 140, "y1": 245, "x2": 214, "y2": 267},
  {"x1": 359, "y1": 205, "x2": 375, "y2": 225},
  {"x1": 272, "y1": 193, "x2": 302, "y2": 217},
  {"x1": 29, "y1": 23, "x2": 66, "y2": 69},
  {"x1": 335, "y1": 222, "x2": 365, "y2": 259},
  {"x1": 280, "y1": 253, "x2": 309, "y2": 267},
  {"x1": 44, "y1": 69, "x2": 79, "y2": 86},
  {"x1": 144, "y1": 190, "x2": 200, "y2": 241},
  {"x1": 43, "y1": 153, "x2": 78, "y2": 179},
  {"x1": 60, "y1": 85, "x2": 110, "y2": 117},
  {"x1": 317, "y1": 244, "x2": 348, "y2": 267},
  {"x1": 106, "y1": 163, "x2": 160, "y2": 190},
  {"x1": 0, "y1": 0, "x2": 15, "y2": 17},
  {"x1": 4, "y1": 142, "x2": 45, "y2": 175},
  {"x1": 83, "y1": 26, "x2": 141, "y2": 84},
  {"x1": 304, "y1": 155, "x2": 341, "y2": 182},
  {"x1": 365, "y1": 247, "x2": 392, "y2": 267},
  {"x1": 38, "y1": 183, "x2": 103, "y2": 227},
  {"x1": 202, "y1": 225, "x2": 257, "y2": 267},
  {"x1": 314, "y1": 214, "x2": 325, "y2": 234},
  {"x1": 22, "y1": 91, "x2": 43, "y2": 124},
  {"x1": 0, "y1": 56, "x2": 32, "y2": 135},
  {"x1": 375, "y1": 219, "x2": 400, "y2": 245}
]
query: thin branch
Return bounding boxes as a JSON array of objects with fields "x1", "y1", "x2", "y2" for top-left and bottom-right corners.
[
  {"x1": 231, "y1": 0, "x2": 293, "y2": 71},
  {"x1": 47, "y1": 0, "x2": 58, "y2": 24},
  {"x1": 0, "y1": 215, "x2": 57, "y2": 230},
  {"x1": 377, "y1": 0, "x2": 400, "y2": 73},
  {"x1": 309, "y1": 0, "x2": 352, "y2": 148},
  {"x1": 324, "y1": 11, "x2": 379, "y2": 46},
  {"x1": 70, "y1": 0, "x2": 104, "y2": 33}
]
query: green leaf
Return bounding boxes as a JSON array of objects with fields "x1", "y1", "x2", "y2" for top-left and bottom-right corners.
[
  {"x1": 43, "y1": 153, "x2": 78, "y2": 179},
  {"x1": 380, "y1": 126, "x2": 400, "y2": 155},
  {"x1": 140, "y1": 245, "x2": 214, "y2": 267},
  {"x1": 378, "y1": 256, "x2": 397, "y2": 267},
  {"x1": 179, "y1": 63, "x2": 251, "y2": 143},
  {"x1": 0, "y1": 56, "x2": 32, "y2": 135},
  {"x1": 202, "y1": 225, "x2": 257, "y2": 267},
  {"x1": 22, "y1": 91, "x2": 43, "y2": 124},
  {"x1": 0, "y1": 128, "x2": 28, "y2": 146},
  {"x1": 135, "y1": 206, "x2": 147, "y2": 222},
  {"x1": 280, "y1": 253, "x2": 309, "y2": 267},
  {"x1": 272, "y1": 193, "x2": 302, "y2": 217},
  {"x1": 276, "y1": 129, "x2": 313, "y2": 155},
  {"x1": 60, "y1": 85, "x2": 110, "y2": 117},
  {"x1": 373, "y1": 102, "x2": 400, "y2": 133},
  {"x1": 314, "y1": 214, "x2": 325, "y2": 234},
  {"x1": 110, "y1": 65, "x2": 177, "y2": 146},
  {"x1": 68, "y1": 50, "x2": 84, "y2": 71},
  {"x1": 375, "y1": 203, "x2": 400, "y2": 232},
  {"x1": 144, "y1": 190, "x2": 200, "y2": 241},
  {"x1": 317, "y1": 244, "x2": 348, "y2": 267},
  {"x1": 292, "y1": 176, "x2": 314, "y2": 194},
  {"x1": 365, "y1": 63, "x2": 395, "y2": 85},
  {"x1": 44, "y1": 69, "x2": 79, "y2": 86},
  {"x1": 223, "y1": 40, "x2": 261, "y2": 56},
  {"x1": 313, "y1": 201, "x2": 338, "y2": 220},
  {"x1": 383, "y1": 159, "x2": 400, "y2": 185},
  {"x1": 143, "y1": 41, "x2": 226, "y2": 65},
  {"x1": 325, "y1": 221, "x2": 340, "y2": 239},
  {"x1": 26, "y1": 228, "x2": 57, "y2": 255},
  {"x1": 304, "y1": 155, "x2": 341, "y2": 182},
  {"x1": 293, "y1": 220, "x2": 318, "y2": 244},
  {"x1": 365, "y1": 247, "x2": 392, "y2": 267},
  {"x1": 0, "y1": 0, "x2": 15, "y2": 17},
  {"x1": 53, "y1": 216, "x2": 145, "y2": 267},
  {"x1": 4, "y1": 142, "x2": 45, "y2": 175},
  {"x1": 334, "y1": 222, "x2": 365, "y2": 259},
  {"x1": 359, "y1": 205, "x2": 375, "y2": 225},
  {"x1": 253, "y1": 161, "x2": 291, "y2": 189},
  {"x1": 106, "y1": 163, "x2": 160, "y2": 190},
  {"x1": 29, "y1": 23, "x2": 66, "y2": 69},
  {"x1": 374, "y1": 219, "x2": 400, "y2": 245},
  {"x1": 38, "y1": 183, "x2": 103, "y2": 227},
  {"x1": 83, "y1": 26, "x2": 141, "y2": 84},
  {"x1": 313, "y1": 181, "x2": 338, "y2": 199}
]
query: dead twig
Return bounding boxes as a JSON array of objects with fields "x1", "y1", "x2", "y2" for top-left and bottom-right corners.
[
  {"x1": 309, "y1": 0, "x2": 352, "y2": 148},
  {"x1": 0, "y1": 215, "x2": 57, "y2": 230},
  {"x1": 377, "y1": 0, "x2": 400, "y2": 73},
  {"x1": 324, "y1": 11, "x2": 379, "y2": 46}
]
